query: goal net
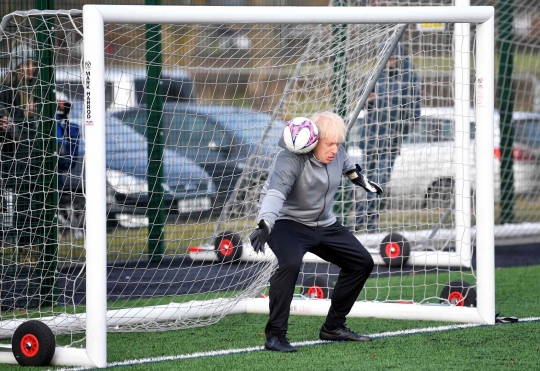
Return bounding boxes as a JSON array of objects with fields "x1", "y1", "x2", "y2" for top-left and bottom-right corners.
[{"x1": 0, "y1": 6, "x2": 495, "y2": 367}]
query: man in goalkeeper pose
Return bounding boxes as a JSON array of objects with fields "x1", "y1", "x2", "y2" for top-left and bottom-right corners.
[{"x1": 250, "y1": 111, "x2": 382, "y2": 353}]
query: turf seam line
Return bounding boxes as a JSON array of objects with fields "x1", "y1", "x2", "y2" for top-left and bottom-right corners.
[{"x1": 47, "y1": 316, "x2": 540, "y2": 371}]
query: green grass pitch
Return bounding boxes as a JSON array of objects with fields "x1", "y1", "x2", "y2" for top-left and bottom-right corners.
[{"x1": 2, "y1": 265, "x2": 539, "y2": 371}]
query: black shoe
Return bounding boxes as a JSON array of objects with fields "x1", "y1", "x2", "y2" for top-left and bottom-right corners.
[
  {"x1": 319, "y1": 325, "x2": 371, "y2": 342},
  {"x1": 264, "y1": 336, "x2": 298, "y2": 352}
]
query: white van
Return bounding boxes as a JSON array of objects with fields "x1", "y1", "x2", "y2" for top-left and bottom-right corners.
[{"x1": 55, "y1": 67, "x2": 196, "y2": 111}]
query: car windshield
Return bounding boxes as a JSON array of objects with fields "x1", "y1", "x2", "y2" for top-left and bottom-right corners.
[
  {"x1": 56, "y1": 80, "x2": 114, "y2": 106},
  {"x1": 217, "y1": 112, "x2": 283, "y2": 144},
  {"x1": 351, "y1": 115, "x2": 475, "y2": 147},
  {"x1": 117, "y1": 107, "x2": 282, "y2": 150},
  {"x1": 134, "y1": 77, "x2": 196, "y2": 104},
  {"x1": 513, "y1": 119, "x2": 540, "y2": 147},
  {"x1": 403, "y1": 118, "x2": 454, "y2": 144},
  {"x1": 403, "y1": 117, "x2": 476, "y2": 144}
]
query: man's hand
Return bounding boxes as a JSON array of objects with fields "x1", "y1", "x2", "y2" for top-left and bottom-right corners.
[
  {"x1": 0, "y1": 116, "x2": 11, "y2": 131},
  {"x1": 249, "y1": 219, "x2": 271, "y2": 254},
  {"x1": 346, "y1": 164, "x2": 383, "y2": 195}
]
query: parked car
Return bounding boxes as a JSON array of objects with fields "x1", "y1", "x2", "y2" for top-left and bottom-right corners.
[
  {"x1": 501, "y1": 111, "x2": 540, "y2": 194},
  {"x1": 348, "y1": 108, "x2": 540, "y2": 207},
  {"x1": 111, "y1": 103, "x2": 283, "y2": 210},
  {"x1": 58, "y1": 101, "x2": 215, "y2": 230}
]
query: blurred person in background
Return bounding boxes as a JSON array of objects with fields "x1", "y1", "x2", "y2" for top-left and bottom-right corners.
[
  {"x1": 356, "y1": 42, "x2": 422, "y2": 233},
  {"x1": 0, "y1": 44, "x2": 38, "y2": 226},
  {"x1": 0, "y1": 44, "x2": 37, "y2": 141}
]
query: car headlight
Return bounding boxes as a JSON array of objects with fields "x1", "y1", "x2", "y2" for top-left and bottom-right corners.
[
  {"x1": 161, "y1": 182, "x2": 172, "y2": 193},
  {"x1": 106, "y1": 169, "x2": 148, "y2": 195},
  {"x1": 207, "y1": 178, "x2": 216, "y2": 194}
]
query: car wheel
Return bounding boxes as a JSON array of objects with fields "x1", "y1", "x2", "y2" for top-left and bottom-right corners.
[
  {"x1": 12, "y1": 320, "x2": 56, "y2": 366},
  {"x1": 439, "y1": 280, "x2": 477, "y2": 307},
  {"x1": 424, "y1": 178, "x2": 454, "y2": 209},
  {"x1": 214, "y1": 231, "x2": 243, "y2": 263},
  {"x1": 300, "y1": 275, "x2": 334, "y2": 299},
  {"x1": 380, "y1": 233, "x2": 411, "y2": 267}
]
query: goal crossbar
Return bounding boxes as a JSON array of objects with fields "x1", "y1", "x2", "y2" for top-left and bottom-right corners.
[
  {"x1": 82, "y1": 6, "x2": 494, "y2": 368},
  {"x1": 86, "y1": 5, "x2": 493, "y2": 25}
]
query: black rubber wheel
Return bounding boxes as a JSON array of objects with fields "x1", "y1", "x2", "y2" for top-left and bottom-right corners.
[
  {"x1": 440, "y1": 280, "x2": 477, "y2": 307},
  {"x1": 214, "y1": 231, "x2": 243, "y2": 263},
  {"x1": 12, "y1": 320, "x2": 55, "y2": 366},
  {"x1": 300, "y1": 275, "x2": 334, "y2": 299},
  {"x1": 380, "y1": 233, "x2": 411, "y2": 267}
]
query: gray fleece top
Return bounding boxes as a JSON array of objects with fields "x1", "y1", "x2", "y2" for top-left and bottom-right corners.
[{"x1": 258, "y1": 140, "x2": 356, "y2": 228}]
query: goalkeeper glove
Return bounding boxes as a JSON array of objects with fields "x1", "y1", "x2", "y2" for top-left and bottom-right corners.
[
  {"x1": 249, "y1": 219, "x2": 271, "y2": 253},
  {"x1": 346, "y1": 164, "x2": 383, "y2": 195}
]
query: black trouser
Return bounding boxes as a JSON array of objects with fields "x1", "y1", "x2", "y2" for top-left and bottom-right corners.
[{"x1": 265, "y1": 219, "x2": 374, "y2": 338}]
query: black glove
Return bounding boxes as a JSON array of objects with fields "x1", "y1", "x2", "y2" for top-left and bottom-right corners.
[
  {"x1": 346, "y1": 164, "x2": 383, "y2": 195},
  {"x1": 249, "y1": 219, "x2": 271, "y2": 253}
]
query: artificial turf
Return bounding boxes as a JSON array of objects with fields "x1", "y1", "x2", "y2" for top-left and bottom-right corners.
[{"x1": 2, "y1": 264, "x2": 539, "y2": 371}]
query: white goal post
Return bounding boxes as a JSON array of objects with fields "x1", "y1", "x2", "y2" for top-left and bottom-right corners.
[
  {"x1": 84, "y1": 5, "x2": 494, "y2": 368},
  {"x1": 0, "y1": 5, "x2": 494, "y2": 368}
]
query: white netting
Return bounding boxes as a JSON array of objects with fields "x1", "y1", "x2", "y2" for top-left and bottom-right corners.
[
  {"x1": 361, "y1": 0, "x2": 540, "y2": 237},
  {"x1": 0, "y1": 7, "x2": 492, "y2": 349}
]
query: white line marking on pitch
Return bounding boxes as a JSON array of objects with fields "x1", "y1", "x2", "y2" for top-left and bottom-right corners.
[{"x1": 48, "y1": 317, "x2": 540, "y2": 371}]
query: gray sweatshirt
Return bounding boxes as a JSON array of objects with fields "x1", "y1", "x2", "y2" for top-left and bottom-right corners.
[{"x1": 258, "y1": 140, "x2": 356, "y2": 228}]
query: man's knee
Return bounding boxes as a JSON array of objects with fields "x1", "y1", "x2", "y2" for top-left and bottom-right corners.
[
  {"x1": 342, "y1": 249, "x2": 374, "y2": 275},
  {"x1": 270, "y1": 256, "x2": 303, "y2": 289},
  {"x1": 364, "y1": 254, "x2": 375, "y2": 273},
  {"x1": 353, "y1": 246, "x2": 374, "y2": 273},
  {"x1": 279, "y1": 257, "x2": 303, "y2": 273}
]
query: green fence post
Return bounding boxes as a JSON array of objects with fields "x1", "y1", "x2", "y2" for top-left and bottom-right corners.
[
  {"x1": 331, "y1": 0, "x2": 350, "y2": 223},
  {"x1": 35, "y1": 0, "x2": 58, "y2": 308},
  {"x1": 146, "y1": 0, "x2": 165, "y2": 261},
  {"x1": 497, "y1": 0, "x2": 516, "y2": 224},
  {"x1": 331, "y1": 1, "x2": 348, "y2": 118}
]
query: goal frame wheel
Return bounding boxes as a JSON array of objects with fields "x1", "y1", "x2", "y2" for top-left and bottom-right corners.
[
  {"x1": 440, "y1": 280, "x2": 477, "y2": 307},
  {"x1": 11, "y1": 320, "x2": 56, "y2": 367},
  {"x1": 380, "y1": 233, "x2": 411, "y2": 267},
  {"x1": 214, "y1": 231, "x2": 243, "y2": 263},
  {"x1": 300, "y1": 275, "x2": 334, "y2": 299}
]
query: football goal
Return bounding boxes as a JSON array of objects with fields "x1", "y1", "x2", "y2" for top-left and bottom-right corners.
[{"x1": 0, "y1": 5, "x2": 494, "y2": 368}]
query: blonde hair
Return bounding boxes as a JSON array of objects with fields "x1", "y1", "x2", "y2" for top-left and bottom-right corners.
[{"x1": 310, "y1": 111, "x2": 346, "y2": 143}]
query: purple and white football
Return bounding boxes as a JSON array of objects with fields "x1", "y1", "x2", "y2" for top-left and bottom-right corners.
[{"x1": 282, "y1": 117, "x2": 319, "y2": 154}]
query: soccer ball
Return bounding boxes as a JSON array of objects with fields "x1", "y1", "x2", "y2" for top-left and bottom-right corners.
[{"x1": 282, "y1": 117, "x2": 319, "y2": 154}]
